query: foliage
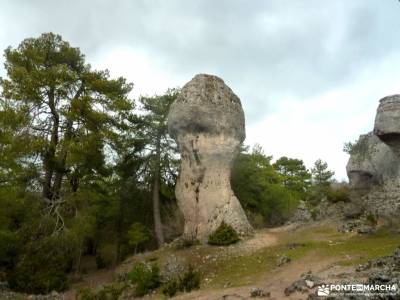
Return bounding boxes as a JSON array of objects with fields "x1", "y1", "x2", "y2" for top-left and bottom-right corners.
[
  {"x1": 128, "y1": 262, "x2": 161, "y2": 296},
  {"x1": 8, "y1": 232, "x2": 75, "y2": 294},
  {"x1": 178, "y1": 265, "x2": 201, "y2": 292},
  {"x1": 344, "y1": 136, "x2": 375, "y2": 164},
  {"x1": 366, "y1": 212, "x2": 378, "y2": 227},
  {"x1": 135, "y1": 89, "x2": 180, "y2": 246},
  {"x1": 326, "y1": 186, "x2": 350, "y2": 203},
  {"x1": 0, "y1": 229, "x2": 20, "y2": 268},
  {"x1": 311, "y1": 159, "x2": 335, "y2": 188},
  {"x1": 127, "y1": 222, "x2": 151, "y2": 253},
  {"x1": 231, "y1": 146, "x2": 299, "y2": 226},
  {"x1": 273, "y1": 156, "x2": 311, "y2": 199},
  {"x1": 310, "y1": 207, "x2": 319, "y2": 221},
  {"x1": 208, "y1": 222, "x2": 240, "y2": 246},
  {"x1": 162, "y1": 278, "x2": 179, "y2": 297},
  {"x1": 0, "y1": 32, "x2": 135, "y2": 293},
  {"x1": 76, "y1": 284, "x2": 124, "y2": 300},
  {"x1": 76, "y1": 287, "x2": 97, "y2": 300}
]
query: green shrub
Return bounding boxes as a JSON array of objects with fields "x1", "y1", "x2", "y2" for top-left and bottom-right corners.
[
  {"x1": 0, "y1": 229, "x2": 20, "y2": 268},
  {"x1": 127, "y1": 222, "x2": 150, "y2": 254},
  {"x1": 76, "y1": 284, "x2": 123, "y2": 300},
  {"x1": 366, "y1": 212, "x2": 377, "y2": 227},
  {"x1": 178, "y1": 265, "x2": 200, "y2": 292},
  {"x1": 327, "y1": 186, "x2": 350, "y2": 203},
  {"x1": 310, "y1": 207, "x2": 319, "y2": 221},
  {"x1": 174, "y1": 238, "x2": 200, "y2": 250},
  {"x1": 95, "y1": 244, "x2": 116, "y2": 269},
  {"x1": 76, "y1": 287, "x2": 96, "y2": 300},
  {"x1": 128, "y1": 262, "x2": 160, "y2": 296},
  {"x1": 162, "y1": 278, "x2": 179, "y2": 297},
  {"x1": 95, "y1": 255, "x2": 107, "y2": 269},
  {"x1": 8, "y1": 233, "x2": 74, "y2": 294},
  {"x1": 97, "y1": 284, "x2": 124, "y2": 300},
  {"x1": 208, "y1": 222, "x2": 239, "y2": 246}
]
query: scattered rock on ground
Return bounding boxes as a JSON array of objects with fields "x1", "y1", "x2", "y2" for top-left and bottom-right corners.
[
  {"x1": 250, "y1": 287, "x2": 270, "y2": 297},
  {"x1": 277, "y1": 255, "x2": 291, "y2": 267}
]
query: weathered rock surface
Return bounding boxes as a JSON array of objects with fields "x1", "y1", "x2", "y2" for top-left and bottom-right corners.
[
  {"x1": 346, "y1": 132, "x2": 398, "y2": 194},
  {"x1": 374, "y1": 94, "x2": 400, "y2": 154},
  {"x1": 168, "y1": 74, "x2": 253, "y2": 241},
  {"x1": 347, "y1": 95, "x2": 400, "y2": 221}
]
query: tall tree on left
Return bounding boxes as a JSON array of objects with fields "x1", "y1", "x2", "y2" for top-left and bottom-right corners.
[{"x1": 0, "y1": 33, "x2": 134, "y2": 233}]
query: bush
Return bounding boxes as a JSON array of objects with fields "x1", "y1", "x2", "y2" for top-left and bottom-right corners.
[
  {"x1": 95, "y1": 244, "x2": 115, "y2": 269},
  {"x1": 310, "y1": 207, "x2": 319, "y2": 221},
  {"x1": 366, "y1": 212, "x2": 377, "y2": 227},
  {"x1": 95, "y1": 255, "x2": 107, "y2": 269},
  {"x1": 8, "y1": 233, "x2": 74, "y2": 294},
  {"x1": 208, "y1": 222, "x2": 239, "y2": 246},
  {"x1": 76, "y1": 284, "x2": 123, "y2": 300},
  {"x1": 127, "y1": 222, "x2": 150, "y2": 254},
  {"x1": 0, "y1": 229, "x2": 20, "y2": 268},
  {"x1": 327, "y1": 186, "x2": 350, "y2": 203},
  {"x1": 162, "y1": 278, "x2": 178, "y2": 297},
  {"x1": 178, "y1": 265, "x2": 201, "y2": 292},
  {"x1": 76, "y1": 287, "x2": 96, "y2": 300},
  {"x1": 128, "y1": 262, "x2": 160, "y2": 296}
]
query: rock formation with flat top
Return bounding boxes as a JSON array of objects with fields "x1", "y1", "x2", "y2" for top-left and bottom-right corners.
[
  {"x1": 347, "y1": 95, "x2": 400, "y2": 221},
  {"x1": 346, "y1": 132, "x2": 397, "y2": 195},
  {"x1": 168, "y1": 74, "x2": 253, "y2": 241}
]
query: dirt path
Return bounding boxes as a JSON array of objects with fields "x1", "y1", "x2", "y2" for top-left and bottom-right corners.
[
  {"x1": 62, "y1": 268, "x2": 115, "y2": 300},
  {"x1": 173, "y1": 251, "x2": 348, "y2": 300},
  {"x1": 62, "y1": 221, "x2": 351, "y2": 300}
]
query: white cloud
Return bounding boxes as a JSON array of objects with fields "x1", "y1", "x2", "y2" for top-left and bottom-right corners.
[
  {"x1": 89, "y1": 46, "x2": 184, "y2": 98},
  {"x1": 247, "y1": 52, "x2": 400, "y2": 180}
]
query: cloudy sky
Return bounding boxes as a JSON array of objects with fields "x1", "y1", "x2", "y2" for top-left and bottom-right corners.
[{"x1": 1, "y1": 0, "x2": 400, "y2": 180}]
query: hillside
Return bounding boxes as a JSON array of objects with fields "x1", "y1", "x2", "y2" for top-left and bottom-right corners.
[{"x1": 55, "y1": 219, "x2": 400, "y2": 300}]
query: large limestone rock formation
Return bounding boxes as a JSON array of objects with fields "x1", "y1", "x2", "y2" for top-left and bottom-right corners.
[
  {"x1": 347, "y1": 95, "x2": 400, "y2": 221},
  {"x1": 168, "y1": 74, "x2": 253, "y2": 241},
  {"x1": 374, "y1": 95, "x2": 400, "y2": 155},
  {"x1": 346, "y1": 132, "x2": 397, "y2": 195}
]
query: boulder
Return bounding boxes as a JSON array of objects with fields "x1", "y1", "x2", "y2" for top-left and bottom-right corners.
[
  {"x1": 374, "y1": 94, "x2": 400, "y2": 154},
  {"x1": 168, "y1": 74, "x2": 253, "y2": 241},
  {"x1": 347, "y1": 95, "x2": 400, "y2": 222},
  {"x1": 346, "y1": 132, "x2": 397, "y2": 194}
]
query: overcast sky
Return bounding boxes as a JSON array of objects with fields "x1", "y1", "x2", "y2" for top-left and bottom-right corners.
[{"x1": 1, "y1": 0, "x2": 400, "y2": 180}]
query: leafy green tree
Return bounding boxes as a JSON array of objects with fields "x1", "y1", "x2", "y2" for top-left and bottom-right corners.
[
  {"x1": 311, "y1": 159, "x2": 334, "y2": 188},
  {"x1": 135, "y1": 89, "x2": 179, "y2": 247},
  {"x1": 0, "y1": 32, "x2": 134, "y2": 232},
  {"x1": 273, "y1": 156, "x2": 311, "y2": 199},
  {"x1": 127, "y1": 222, "x2": 150, "y2": 254},
  {"x1": 0, "y1": 33, "x2": 135, "y2": 292},
  {"x1": 231, "y1": 146, "x2": 298, "y2": 226}
]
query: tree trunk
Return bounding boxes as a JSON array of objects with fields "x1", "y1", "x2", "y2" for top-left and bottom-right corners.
[
  {"x1": 43, "y1": 89, "x2": 58, "y2": 199},
  {"x1": 52, "y1": 119, "x2": 73, "y2": 200},
  {"x1": 152, "y1": 132, "x2": 164, "y2": 247}
]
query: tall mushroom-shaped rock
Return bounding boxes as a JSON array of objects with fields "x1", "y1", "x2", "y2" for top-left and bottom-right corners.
[
  {"x1": 168, "y1": 74, "x2": 253, "y2": 241},
  {"x1": 374, "y1": 95, "x2": 400, "y2": 155}
]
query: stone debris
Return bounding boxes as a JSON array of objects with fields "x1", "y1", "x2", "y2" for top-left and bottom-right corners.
[
  {"x1": 277, "y1": 255, "x2": 291, "y2": 267},
  {"x1": 250, "y1": 287, "x2": 270, "y2": 297}
]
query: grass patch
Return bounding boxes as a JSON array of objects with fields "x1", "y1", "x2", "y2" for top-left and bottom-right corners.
[
  {"x1": 117, "y1": 225, "x2": 400, "y2": 294},
  {"x1": 203, "y1": 227, "x2": 400, "y2": 288}
]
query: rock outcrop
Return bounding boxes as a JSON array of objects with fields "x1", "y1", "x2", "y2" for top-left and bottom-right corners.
[
  {"x1": 168, "y1": 74, "x2": 253, "y2": 241},
  {"x1": 374, "y1": 94, "x2": 400, "y2": 154},
  {"x1": 346, "y1": 132, "x2": 398, "y2": 195},
  {"x1": 347, "y1": 95, "x2": 400, "y2": 221}
]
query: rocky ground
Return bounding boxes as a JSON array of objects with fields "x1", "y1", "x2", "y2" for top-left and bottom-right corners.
[{"x1": 2, "y1": 218, "x2": 400, "y2": 300}]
